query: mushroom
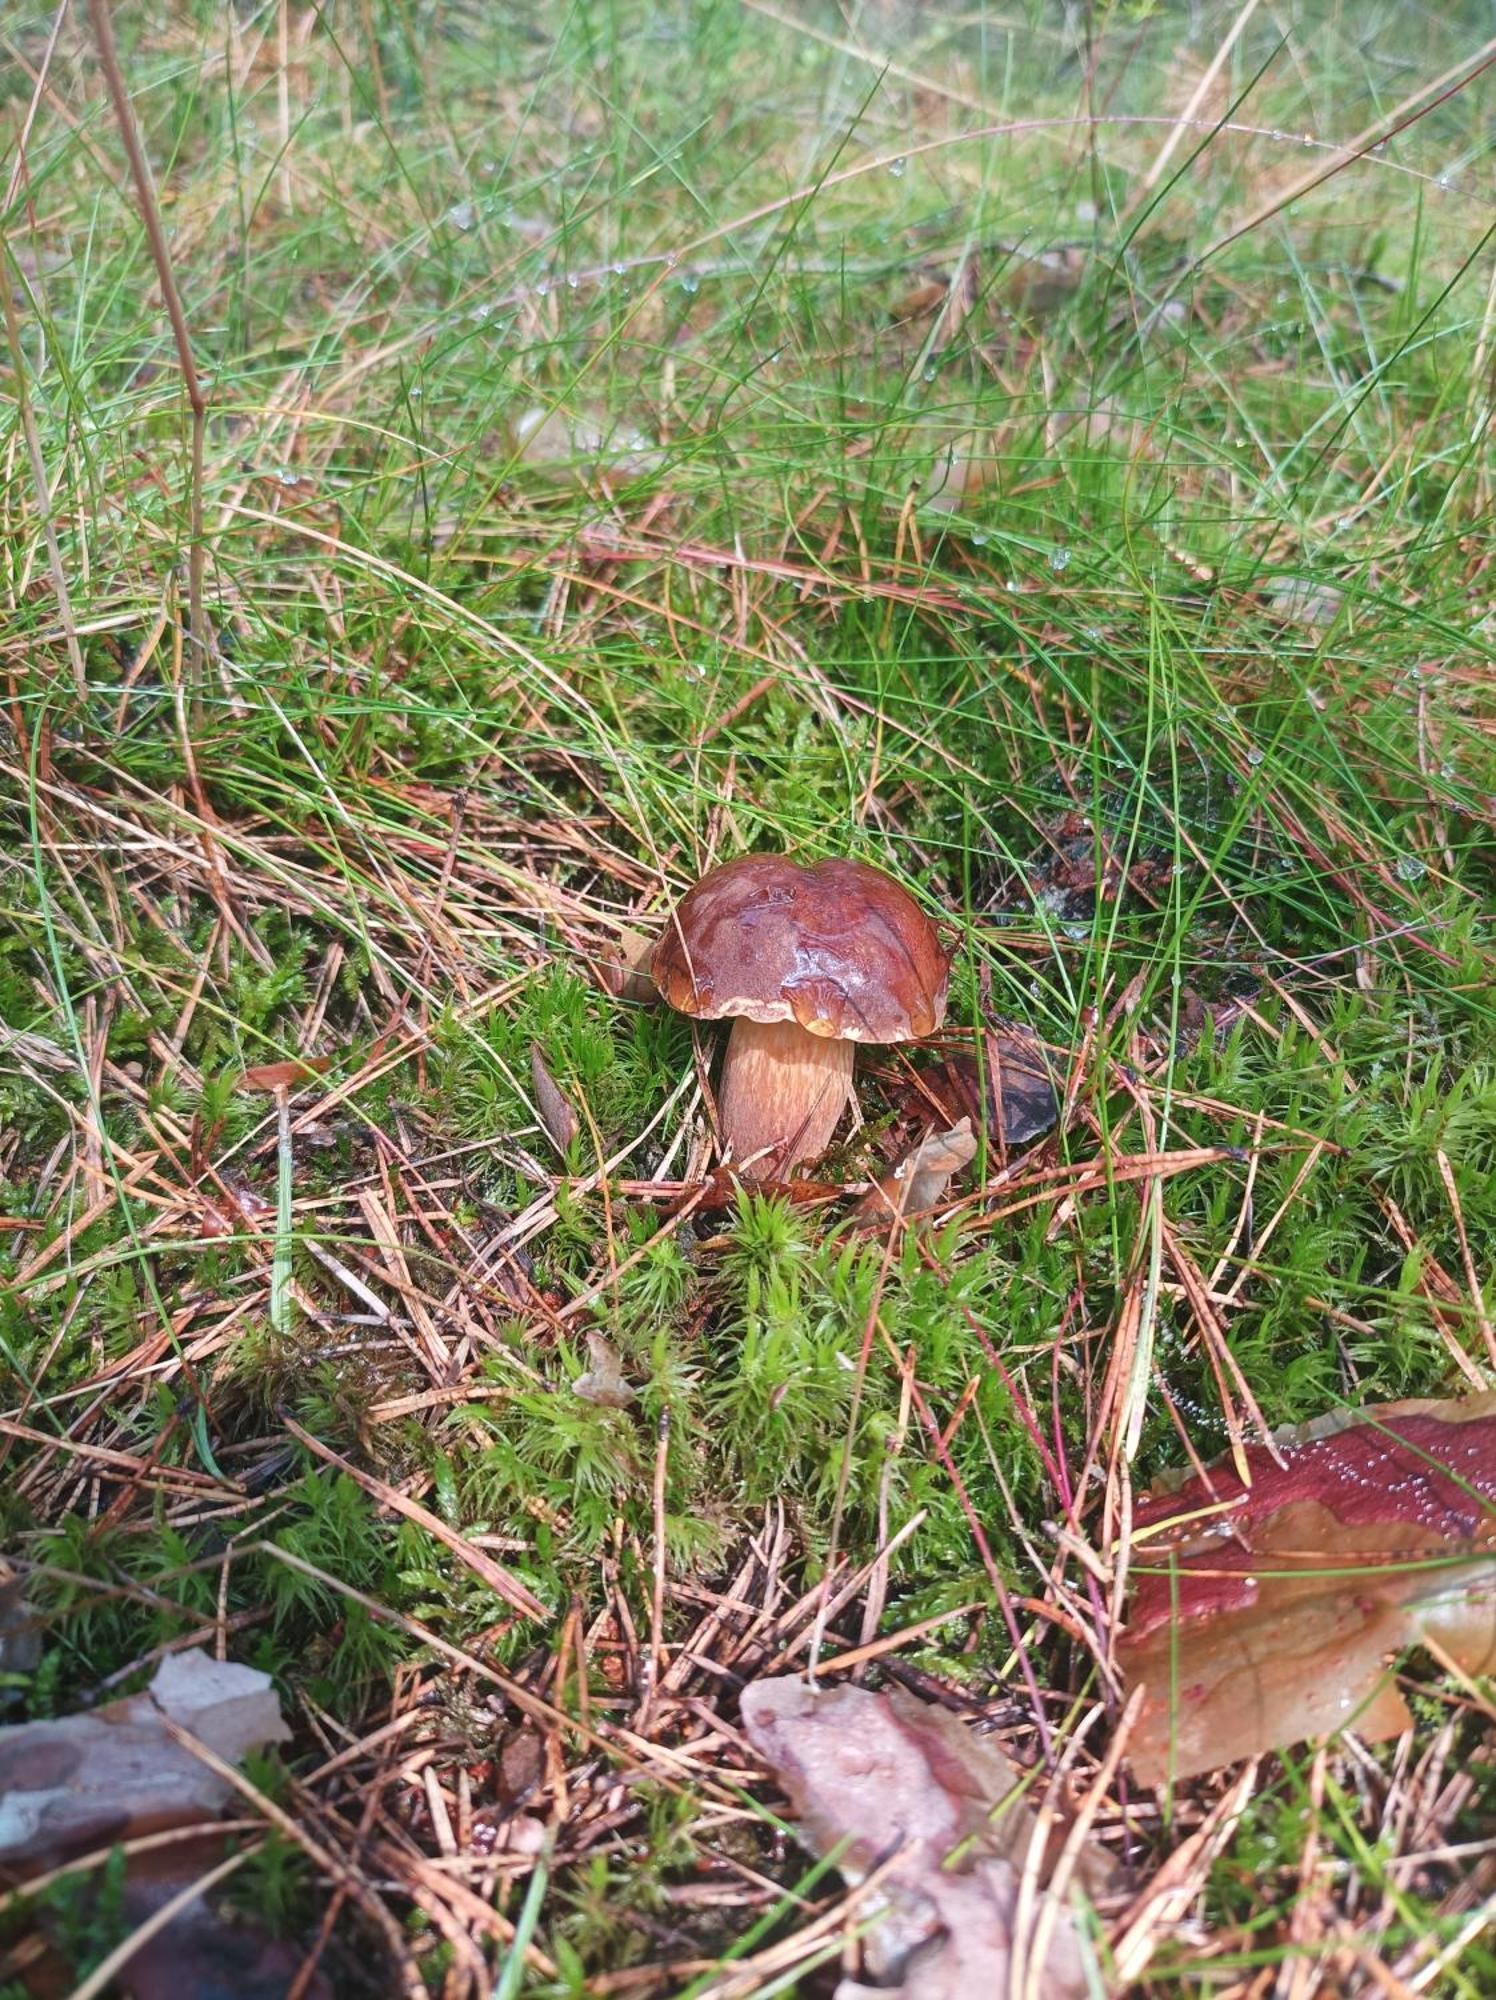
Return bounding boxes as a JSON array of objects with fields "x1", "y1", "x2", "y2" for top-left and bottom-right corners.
[{"x1": 650, "y1": 854, "x2": 951, "y2": 1180}]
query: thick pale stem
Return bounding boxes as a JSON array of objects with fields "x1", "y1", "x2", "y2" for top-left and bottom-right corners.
[{"x1": 718, "y1": 1017, "x2": 856, "y2": 1180}]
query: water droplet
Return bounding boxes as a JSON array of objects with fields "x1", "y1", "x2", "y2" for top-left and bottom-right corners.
[
  {"x1": 1246, "y1": 746, "x2": 1264, "y2": 767},
  {"x1": 445, "y1": 200, "x2": 476, "y2": 231},
  {"x1": 922, "y1": 366, "x2": 935, "y2": 381},
  {"x1": 536, "y1": 279, "x2": 550, "y2": 297},
  {"x1": 1302, "y1": 132, "x2": 1314, "y2": 147},
  {"x1": 1437, "y1": 172, "x2": 1455, "y2": 191},
  {"x1": 971, "y1": 531, "x2": 987, "y2": 546},
  {"x1": 276, "y1": 469, "x2": 301, "y2": 487},
  {"x1": 1396, "y1": 854, "x2": 1426, "y2": 883},
  {"x1": 1049, "y1": 545, "x2": 1070, "y2": 573},
  {"x1": 1063, "y1": 921, "x2": 1088, "y2": 942},
  {"x1": 612, "y1": 262, "x2": 626, "y2": 277},
  {"x1": 680, "y1": 274, "x2": 700, "y2": 295},
  {"x1": 888, "y1": 156, "x2": 907, "y2": 178},
  {"x1": 1440, "y1": 761, "x2": 1456, "y2": 780},
  {"x1": 1005, "y1": 579, "x2": 1018, "y2": 591},
  {"x1": 566, "y1": 273, "x2": 579, "y2": 290}
]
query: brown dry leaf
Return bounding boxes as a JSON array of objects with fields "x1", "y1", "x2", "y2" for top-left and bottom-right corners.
[
  {"x1": 572, "y1": 1331, "x2": 635, "y2": 1408},
  {"x1": 740, "y1": 1676, "x2": 1110, "y2": 2000},
  {"x1": 856, "y1": 1119, "x2": 977, "y2": 1227},
  {"x1": 597, "y1": 924, "x2": 658, "y2": 1003},
  {"x1": 530, "y1": 1043, "x2": 581, "y2": 1154},
  {"x1": 0, "y1": 1648, "x2": 288, "y2": 1870},
  {"x1": 235, "y1": 1056, "x2": 329, "y2": 1092},
  {"x1": 1119, "y1": 1394, "x2": 1496, "y2": 1785}
]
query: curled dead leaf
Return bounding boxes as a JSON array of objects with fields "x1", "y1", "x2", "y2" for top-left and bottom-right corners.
[
  {"x1": 530, "y1": 1043, "x2": 581, "y2": 1154},
  {"x1": 740, "y1": 1676, "x2": 1111, "y2": 2000},
  {"x1": 235, "y1": 1056, "x2": 329, "y2": 1092},
  {"x1": 1119, "y1": 1394, "x2": 1496, "y2": 1784},
  {"x1": 856, "y1": 1119, "x2": 977, "y2": 1227},
  {"x1": 572, "y1": 1330, "x2": 635, "y2": 1408}
]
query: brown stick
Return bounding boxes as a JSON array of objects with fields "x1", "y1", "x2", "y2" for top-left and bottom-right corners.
[{"x1": 85, "y1": 0, "x2": 210, "y2": 674}]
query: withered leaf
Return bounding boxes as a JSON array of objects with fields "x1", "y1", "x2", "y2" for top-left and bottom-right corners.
[
  {"x1": 530, "y1": 1043, "x2": 581, "y2": 1154},
  {"x1": 572, "y1": 1330, "x2": 635, "y2": 1408},
  {"x1": 0, "y1": 1648, "x2": 288, "y2": 1870},
  {"x1": 918, "y1": 1025, "x2": 1059, "y2": 1151},
  {"x1": 235, "y1": 1056, "x2": 329, "y2": 1092},
  {"x1": 113, "y1": 1839, "x2": 333, "y2": 2000},
  {"x1": 1119, "y1": 1394, "x2": 1496, "y2": 1784},
  {"x1": 740, "y1": 1676, "x2": 1110, "y2": 2000},
  {"x1": 856, "y1": 1119, "x2": 977, "y2": 1227},
  {"x1": 597, "y1": 923, "x2": 658, "y2": 1004}
]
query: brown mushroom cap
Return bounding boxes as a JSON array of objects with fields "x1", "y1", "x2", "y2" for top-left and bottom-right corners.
[{"x1": 650, "y1": 854, "x2": 949, "y2": 1043}]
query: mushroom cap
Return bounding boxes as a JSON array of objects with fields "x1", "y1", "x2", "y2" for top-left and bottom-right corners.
[{"x1": 650, "y1": 854, "x2": 950, "y2": 1042}]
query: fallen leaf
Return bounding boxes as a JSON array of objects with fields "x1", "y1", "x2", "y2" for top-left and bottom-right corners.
[
  {"x1": 509, "y1": 404, "x2": 657, "y2": 481},
  {"x1": 856, "y1": 1119, "x2": 977, "y2": 1226},
  {"x1": 572, "y1": 1331, "x2": 635, "y2": 1408},
  {"x1": 740, "y1": 1676, "x2": 1110, "y2": 2000},
  {"x1": 1118, "y1": 1394, "x2": 1496, "y2": 1784},
  {"x1": 596, "y1": 925, "x2": 658, "y2": 1004},
  {"x1": 927, "y1": 1026, "x2": 1060, "y2": 1152},
  {"x1": 1265, "y1": 576, "x2": 1344, "y2": 629},
  {"x1": 529, "y1": 1043, "x2": 581, "y2": 1153},
  {"x1": 0, "y1": 1648, "x2": 288, "y2": 1871},
  {"x1": 235, "y1": 1057, "x2": 329, "y2": 1092},
  {"x1": 112, "y1": 1838, "x2": 333, "y2": 2000}
]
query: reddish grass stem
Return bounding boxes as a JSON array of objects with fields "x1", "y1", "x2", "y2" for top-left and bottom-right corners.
[{"x1": 85, "y1": 0, "x2": 211, "y2": 674}]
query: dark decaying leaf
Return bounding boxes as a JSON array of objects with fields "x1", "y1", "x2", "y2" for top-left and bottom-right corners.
[
  {"x1": 108, "y1": 1839, "x2": 333, "y2": 2000},
  {"x1": 917, "y1": 1025, "x2": 1060, "y2": 1151},
  {"x1": 740, "y1": 1676, "x2": 1111, "y2": 2000},
  {"x1": 530, "y1": 1042, "x2": 581, "y2": 1153},
  {"x1": 1118, "y1": 1395, "x2": 1496, "y2": 1784}
]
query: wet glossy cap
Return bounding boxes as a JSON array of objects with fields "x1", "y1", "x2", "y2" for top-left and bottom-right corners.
[{"x1": 650, "y1": 854, "x2": 949, "y2": 1042}]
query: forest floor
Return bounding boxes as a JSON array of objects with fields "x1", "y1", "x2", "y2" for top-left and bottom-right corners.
[{"x1": 3, "y1": 2, "x2": 1496, "y2": 1994}]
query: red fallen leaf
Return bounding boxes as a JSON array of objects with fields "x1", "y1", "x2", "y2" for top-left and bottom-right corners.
[
  {"x1": 1118, "y1": 1395, "x2": 1496, "y2": 1785},
  {"x1": 235, "y1": 1056, "x2": 329, "y2": 1092}
]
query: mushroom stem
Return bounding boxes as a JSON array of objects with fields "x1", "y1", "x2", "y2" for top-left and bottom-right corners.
[{"x1": 718, "y1": 1017, "x2": 856, "y2": 1180}]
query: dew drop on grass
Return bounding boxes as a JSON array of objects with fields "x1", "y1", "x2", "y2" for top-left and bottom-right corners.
[
  {"x1": 445, "y1": 200, "x2": 476, "y2": 231},
  {"x1": 1396, "y1": 854, "x2": 1427, "y2": 883},
  {"x1": 1049, "y1": 546, "x2": 1070, "y2": 573},
  {"x1": 1246, "y1": 746, "x2": 1264, "y2": 767},
  {"x1": 680, "y1": 274, "x2": 700, "y2": 295},
  {"x1": 971, "y1": 531, "x2": 987, "y2": 546},
  {"x1": 889, "y1": 156, "x2": 907, "y2": 177}
]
